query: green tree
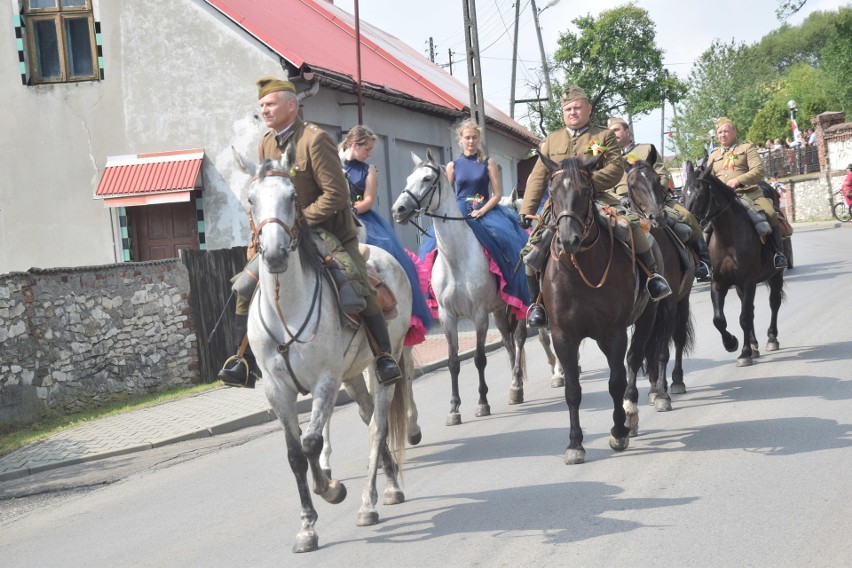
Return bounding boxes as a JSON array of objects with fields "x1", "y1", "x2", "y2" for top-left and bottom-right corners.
[
  {"x1": 776, "y1": 0, "x2": 808, "y2": 20},
  {"x1": 821, "y1": 8, "x2": 852, "y2": 111},
  {"x1": 670, "y1": 40, "x2": 775, "y2": 159},
  {"x1": 527, "y1": 4, "x2": 686, "y2": 136}
]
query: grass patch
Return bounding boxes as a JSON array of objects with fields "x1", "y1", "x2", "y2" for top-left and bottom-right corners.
[{"x1": 0, "y1": 382, "x2": 221, "y2": 459}]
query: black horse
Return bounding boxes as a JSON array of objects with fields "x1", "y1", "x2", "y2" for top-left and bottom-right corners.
[
  {"x1": 682, "y1": 162, "x2": 785, "y2": 366},
  {"x1": 625, "y1": 159, "x2": 695, "y2": 418},
  {"x1": 538, "y1": 154, "x2": 659, "y2": 464}
]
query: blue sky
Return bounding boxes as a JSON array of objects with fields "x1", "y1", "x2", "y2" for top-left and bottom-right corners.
[{"x1": 334, "y1": 0, "x2": 849, "y2": 151}]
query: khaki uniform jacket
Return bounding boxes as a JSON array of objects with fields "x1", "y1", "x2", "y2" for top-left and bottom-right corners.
[
  {"x1": 705, "y1": 141, "x2": 764, "y2": 194},
  {"x1": 520, "y1": 124, "x2": 623, "y2": 216},
  {"x1": 613, "y1": 143, "x2": 671, "y2": 196},
  {"x1": 259, "y1": 120, "x2": 359, "y2": 244}
]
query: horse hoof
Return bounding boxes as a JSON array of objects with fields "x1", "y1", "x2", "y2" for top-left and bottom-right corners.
[
  {"x1": 724, "y1": 337, "x2": 739, "y2": 353},
  {"x1": 751, "y1": 348, "x2": 761, "y2": 359},
  {"x1": 670, "y1": 383, "x2": 686, "y2": 395},
  {"x1": 408, "y1": 430, "x2": 422, "y2": 446},
  {"x1": 475, "y1": 404, "x2": 491, "y2": 417},
  {"x1": 766, "y1": 340, "x2": 779, "y2": 352},
  {"x1": 736, "y1": 357, "x2": 753, "y2": 367},
  {"x1": 356, "y1": 511, "x2": 379, "y2": 527},
  {"x1": 564, "y1": 448, "x2": 586, "y2": 465},
  {"x1": 626, "y1": 415, "x2": 639, "y2": 437},
  {"x1": 648, "y1": 392, "x2": 657, "y2": 405},
  {"x1": 508, "y1": 387, "x2": 524, "y2": 405},
  {"x1": 610, "y1": 435, "x2": 630, "y2": 452},
  {"x1": 322, "y1": 468, "x2": 332, "y2": 479},
  {"x1": 383, "y1": 488, "x2": 405, "y2": 505},
  {"x1": 446, "y1": 412, "x2": 462, "y2": 426},
  {"x1": 322, "y1": 480, "x2": 347, "y2": 505},
  {"x1": 551, "y1": 376, "x2": 565, "y2": 388},
  {"x1": 293, "y1": 531, "x2": 319, "y2": 553},
  {"x1": 655, "y1": 398, "x2": 672, "y2": 412}
]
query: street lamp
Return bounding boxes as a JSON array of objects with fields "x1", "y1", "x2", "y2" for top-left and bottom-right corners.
[
  {"x1": 787, "y1": 99, "x2": 798, "y2": 133},
  {"x1": 530, "y1": 0, "x2": 561, "y2": 101}
]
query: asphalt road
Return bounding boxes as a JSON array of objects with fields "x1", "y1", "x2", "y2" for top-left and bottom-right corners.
[{"x1": 1, "y1": 224, "x2": 850, "y2": 568}]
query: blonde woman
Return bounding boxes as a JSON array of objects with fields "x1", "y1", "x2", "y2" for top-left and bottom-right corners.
[
  {"x1": 420, "y1": 119, "x2": 531, "y2": 317},
  {"x1": 340, "y1": 125, "x2": 433, "y2": 344}
]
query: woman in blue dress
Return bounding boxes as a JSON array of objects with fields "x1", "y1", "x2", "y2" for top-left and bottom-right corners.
[
  {"x1": 340, "y1": 125, "x2": 433, "y2": 345},
  {"x1": 420, "y1": 119, "x2": 530, "y2": 318}
]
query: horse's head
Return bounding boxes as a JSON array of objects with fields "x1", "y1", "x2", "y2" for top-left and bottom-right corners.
[
  {"x1": 393, "y1": 149, "x2": 445, "y2": 224},
  {"x1": 238, "y1": 152, "x2": 302, "y2": 274},
  {"x1": 625, "y1": 159, "x2": 666, "y2": 226},
  {"x1": 543, "y1": 153, "x2": 599, "y2": 254}
]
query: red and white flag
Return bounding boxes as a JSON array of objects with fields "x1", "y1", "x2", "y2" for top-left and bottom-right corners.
[{"x1": 791, "y1": 117, "x2": 801, "y2": 142}]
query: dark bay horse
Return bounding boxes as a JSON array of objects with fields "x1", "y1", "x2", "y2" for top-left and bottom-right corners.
[
  {"x1": 682, "y1": 162, "x2": 785, "y2": 367},
  {"x1": 539, "y1": 154, "x2": 659, "y2": 464},
  {"x1": 626, "y1": 160, "x2": 695, "y2": 417}
]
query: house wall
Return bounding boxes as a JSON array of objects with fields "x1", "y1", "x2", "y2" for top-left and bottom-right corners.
[{"x1": 2, "y1": 0, "x2": 534, "y2": 274}]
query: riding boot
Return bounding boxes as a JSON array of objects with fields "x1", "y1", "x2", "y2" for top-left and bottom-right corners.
[
  {"x1": 525, "y1": 271, "x2": 548, "y2": 328},
  {"x1": 691, "y1": 238, "x2": 712, "y2": 282},
  {"x1": 637, "y1": 250, "x2": 673, "y2": 302},
  {"x1": 217, "y1": 313, "x2": 257, "y2": 388},
  {"x1": 363, "y1": 312, "x2": 402, "y2": 385},
  {"x1": 770, "y1": 225, "x2": 788, "y2": 269}
]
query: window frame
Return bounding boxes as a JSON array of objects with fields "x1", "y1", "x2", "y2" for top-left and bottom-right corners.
[{"x1": 23, "y1": 0, "x2": 98, "y2": 84}]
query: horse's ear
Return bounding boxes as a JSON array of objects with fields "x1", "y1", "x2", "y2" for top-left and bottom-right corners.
[
  {"x1": 622, "y1": 157, "x2": 635, "y2": 172},
  {"x1": 232, "y1": 146, "x2": 258, "y2": 177},
  {"x1": 426, "y1": 148, "x2": 436, "y2": 164},
  {"x1": 410, "y1": 151, "x2": 423, "y2": 168},
  {"x1": 280, "y1": 145, "x2": 296, "y2": 172},
  {"x1": 646, "y1": 145, "x2": 659, "y2": 166},
  {"x1": 582, "y1": 153, "x2": 603, "y2": 171},
  {"x1": 538, "y1": 151, "x2": 559, "y2": 172}
]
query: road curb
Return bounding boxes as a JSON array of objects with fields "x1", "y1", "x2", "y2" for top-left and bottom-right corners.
[{"x1": 0, "y1": 339, "x2": 503, "y2": 482}]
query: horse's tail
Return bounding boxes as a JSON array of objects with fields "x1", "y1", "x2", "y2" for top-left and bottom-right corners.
[
  {"x1": 648, "y1": 296, "x2": 677, "y2": 364},
  {"x1": 387, "y1": 346, "x2": 412, "y2": 479}
]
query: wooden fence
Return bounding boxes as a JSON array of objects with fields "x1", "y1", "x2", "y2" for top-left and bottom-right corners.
[{"x1": 181, "y1": 247, "x2": 248, "y2": 383}]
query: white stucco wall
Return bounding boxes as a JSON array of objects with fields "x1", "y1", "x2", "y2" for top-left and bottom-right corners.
[{"x1": 1, "y1": 0, "x2": 534, "y2": 273}]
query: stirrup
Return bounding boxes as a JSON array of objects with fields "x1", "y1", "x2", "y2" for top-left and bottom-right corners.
[
  {"x1": 526, "y1": 303, "x2": 548, "y2": 328},
  {"x1": 218, "y1": 355, "x2": 255, "y2": 388},
  {"x1": 695, "y1": 261, "x2": 711, "y2": 282},
  {"x1": 773, "y1": 253, "x2": 788, "y2": 269},
  {"x1": 646, "y1": 274, "x2": 672, "y2": 302},
  {"x1": 375, "y1": 353, "x2": 402, "y2": 385}
]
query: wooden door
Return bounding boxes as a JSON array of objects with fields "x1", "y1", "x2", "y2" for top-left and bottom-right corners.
[{"x1": 129, "y1": 201, "x2": 198, "y2": 261}]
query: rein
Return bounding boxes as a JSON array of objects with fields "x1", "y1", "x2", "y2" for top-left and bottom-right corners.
[
  {"x1": 691, "y1": 175, "x2": 733, "y2": 227},
  {"x1": 549, "y1": 168, "x2": 619, "y2": 289},
  {"x1": 401, "y1": 163, "x2": 471, "y2": 233}
]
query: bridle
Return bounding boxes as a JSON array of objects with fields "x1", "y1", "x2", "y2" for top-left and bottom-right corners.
[
  {"x1": 249, "y1": 167, "x2": 320, "y2": 395},
  {"x1": 400, "y1": 162, "x2": 471, "y2": 234},
  {"x1": 626, "y1": 163, "x2": 665, "y2": 222},
  {"x1": 548, "y1": 165, "x2": 619, "y2": 289},
  {"x1": 250, "y1": 169, "x2": 301, "y2": 254},
  {"x1": 687, "y1": 172, "x2": 731, "y2": 228}
]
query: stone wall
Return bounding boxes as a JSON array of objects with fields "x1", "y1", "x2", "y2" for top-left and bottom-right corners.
[
  {"x1": 783, "y1": 170, "x2": 847, "y2": 222},
  {"x1": 0, "y1": 260, "x2": 199, "y2": 427}
]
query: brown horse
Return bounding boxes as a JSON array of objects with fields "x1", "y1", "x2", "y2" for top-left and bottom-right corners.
[
  {"x1": 538, "y1": 154, "x2": 658, "y2": 464},
  {"x1": 625, "y1": 159, "x2": 695, "y2": 420},
  {"x1": 682, "y1": 162, "x2": 785, "y2": 366}
]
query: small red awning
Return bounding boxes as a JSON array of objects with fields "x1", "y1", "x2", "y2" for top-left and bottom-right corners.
[{"x1": 94, "y1": 149, "x2": 204, "y2": 208}]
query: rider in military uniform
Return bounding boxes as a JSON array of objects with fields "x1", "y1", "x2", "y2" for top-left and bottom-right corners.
[
  {"x1": 518, "y1": 86, "x2": 672, "y2": 328},
  {"x1": 218, "y1": 77, "x2": 402, "y2": 388},
  {"x1": 705, "y1": 117, "x2": 787, "y2": 269},
  {"x1": 607, "y1": 117, "x2": 713, "y2": 281}
]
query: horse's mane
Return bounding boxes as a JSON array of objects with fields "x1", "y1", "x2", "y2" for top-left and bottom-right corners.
[{"x1": 553, "y1": 157, "x2": 592, "y2": 196}]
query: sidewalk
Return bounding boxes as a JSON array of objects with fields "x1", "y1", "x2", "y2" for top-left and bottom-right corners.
[{"x1": 0, "y1": 324, "x2": 504, "y2": 483}]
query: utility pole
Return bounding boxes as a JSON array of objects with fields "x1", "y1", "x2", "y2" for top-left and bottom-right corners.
[
  {"x1": 462, "y1": 0, "x2": 486, "y2": 145},
  {"x1": 660, "y1": 69, "x2": 668, "y2": 160},
  {"x1": 509, "y1": 0, "x2": 521, "y2": 119},
  {"x1": 429, "y1": 37, "x2": 435, "y2": 63},
  {"x1": 448, "y1": 49, "x2": 454, "y2": 75},
  {"x1": 354, "y1": 0, "x2": 363, "y2": 125},
  {"x1": 530, "y1": 0, "x2": 553, "y2": 101}
]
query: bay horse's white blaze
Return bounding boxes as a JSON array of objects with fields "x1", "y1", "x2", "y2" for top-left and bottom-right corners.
[
  {"x1": 393, "y1": 150, "x2": 527, "y2": 426},
  {"x1": 235, "y1": 152, "x2": 415, "y2": 553}
]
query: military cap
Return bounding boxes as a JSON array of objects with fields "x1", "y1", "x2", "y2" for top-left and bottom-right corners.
[
  {"x1": 561, "y1": 86, "x2": 589, "y2": 105},
  {"x1": 257, "y1": 77, "x2": 296, "y2": 99},
  {"x1": 715, "y1": 117, "x2": 734, "y2": 129},
  {"x1": 607, "y1": 117, "x2": 629, "y2": 129}
]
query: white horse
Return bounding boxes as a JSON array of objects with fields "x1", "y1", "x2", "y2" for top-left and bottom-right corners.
[
  {"x1": 393, "y1": 150, "x2": 527, "y2": 426},
  {"x1": 236, "y1": 154, "x2": 415, "y2": 553}
]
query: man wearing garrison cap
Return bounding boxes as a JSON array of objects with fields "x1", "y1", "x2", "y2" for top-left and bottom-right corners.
[
  {"x1": 705, "y1": 117, "x2": 786, "y2": 269},
  {"x1": 518, "y1": 86, "x2": 671, "y2": 327},
  {"x1": 608, "y1": 116, "x2": 713, "y2": 281},
  {"x1": 218, "y1": 77, "x2": 403, "y2": 388}
]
